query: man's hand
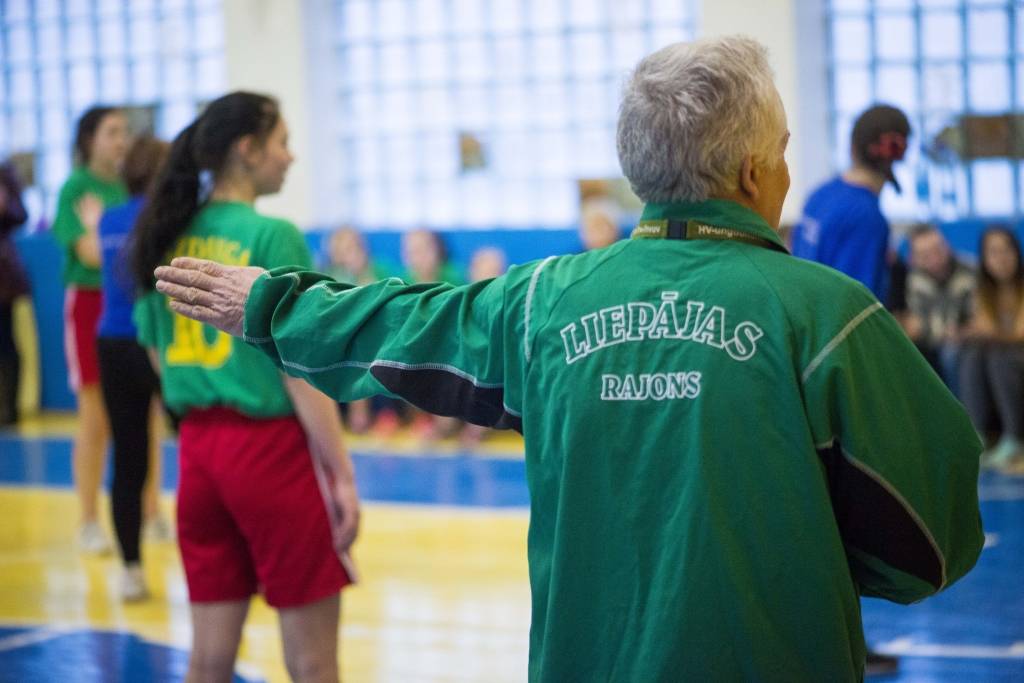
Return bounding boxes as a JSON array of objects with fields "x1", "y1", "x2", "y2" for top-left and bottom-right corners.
[{"x1": 154, "y1": 257, "x2": 266, "y2": 337}]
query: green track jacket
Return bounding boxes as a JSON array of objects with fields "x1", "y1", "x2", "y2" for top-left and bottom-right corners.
[{"x1": 242, "y1": 199, "x2": 983, "y2": 681}]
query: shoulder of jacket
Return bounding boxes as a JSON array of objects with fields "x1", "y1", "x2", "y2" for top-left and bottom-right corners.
[{"x1": 763, "y1": 252, "x2": 879, "y2": 311}]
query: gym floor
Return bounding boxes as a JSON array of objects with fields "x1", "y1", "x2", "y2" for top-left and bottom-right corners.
[{"x1": 0, "y1": 417, "x2": 1021, "y2": 682}]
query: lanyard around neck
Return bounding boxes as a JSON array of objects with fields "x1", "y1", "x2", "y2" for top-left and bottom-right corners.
[{"x1": 631, "y1": 218, "x2": 789, "y2": 255}]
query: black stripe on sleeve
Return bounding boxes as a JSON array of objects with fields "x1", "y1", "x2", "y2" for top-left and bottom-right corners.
[
  {"x1": 819, "y1": 440, "x2": 943, "y2": 590},
  {"x1": 370, "y1": 365, "x2": 522, "y2": 433}
]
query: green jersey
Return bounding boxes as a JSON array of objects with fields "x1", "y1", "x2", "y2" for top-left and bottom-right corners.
[
  {"x1": 134, "y1": 201, "x2": 312, "y2": 418},
  {"x1": 52, "y1": 167, "x2": 128, "y2": 287},
  {"x1": 242, "y1": 199, "x2": 983, "y2": 681}
]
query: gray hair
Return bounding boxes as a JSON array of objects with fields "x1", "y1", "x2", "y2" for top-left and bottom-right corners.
[{"x1": 616, "y1": 35, "x2": 785, "y2": 203}]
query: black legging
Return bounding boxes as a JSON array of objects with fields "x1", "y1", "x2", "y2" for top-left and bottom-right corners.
[
  {"x1": 959, "y1": 341, "x2": 1024, "y2": 439},
  {"x1": 97, "y1": 337, "x2": 160, "y2": 565}
]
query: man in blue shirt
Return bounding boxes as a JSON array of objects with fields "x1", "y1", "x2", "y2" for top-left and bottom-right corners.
[{"x1": 791, "y1": 105, "x2": 911, "y2": 302}]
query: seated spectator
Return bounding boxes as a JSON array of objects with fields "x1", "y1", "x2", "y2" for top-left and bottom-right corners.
[
  {"x1": 460, "y1": 246, "x2": 509, "y2": 448},
  {"x1": 959, "y1": 226, "x2": 1024, "y2": 473},
  {"x1": 468, "y1": 246, "x2": 506, "y2": 282},
  {"x1": 401, "y1": 228, "x2": 463, "y2": 440},
  {"x1": 901, "y1": 224, "x2": 974, "y2": 392},
  {"x1": 322, "y1": 226, "x2": 392, "y2": 433},
  {"x1": 322, "y1": 225, "x2": 386, "y2": 285},
  {"x1": 402, "y1": 228, "x2": 462, "y2": 284}
]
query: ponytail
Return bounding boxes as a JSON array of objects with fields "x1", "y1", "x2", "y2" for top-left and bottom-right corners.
[
  {"x1": 131, "y1": 121, "x2": 201, "y2": 289},
  {"x1": 129, "y1": 91, "x2": 280, "y2": 290}
]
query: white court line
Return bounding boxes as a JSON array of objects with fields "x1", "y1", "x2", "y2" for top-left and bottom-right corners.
[
  {"x1": 876, "y1": 637, "x2": 1024, "y2": 659},
  {"x1": 983, "y1": 532, "x2": 1000, "y2": 548},
  {"x1": 0, "y1": 626, "x2": 74, "y2": 652}
]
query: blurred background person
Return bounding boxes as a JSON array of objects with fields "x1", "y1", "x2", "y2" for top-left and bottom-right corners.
[
  {"x1": 900, "y1": 224, "x2": 975, "y2": 393},
  {"x1": 52, "y1": 106, "x2": 130, "y2": 554},
  {"x1": 96, "y1": 134, "x2": 172, "y2": 601},
  {"x1": 322, "y1": 225, "x2": 389, "y2": 285},
  {"x1": 321, "y1": 225, "x2": 394, "y2": 433},
  {"x1": 0, "y1": 161, "x2": 29, "y2": 427},
  {"x1": 468, "y1": 246, "x2": 506, "y2": 282},
  {"x1": 460, "y1": 246, "x2": 508, "y2": 448},
  {"x1": 579, "y1": 198, "x2": 621, "y2": 252},
  {"x1": 402, "y1": 228, "x2": 461, "y2": 286},
  {"x1": 131, "y1": 92, "x2": 358, "y2": 682},
  {"x1": 959, "y1": 226, "x2": 1024, "y2": 474},
  {"x1": 401, "y1": 228, "x2": 463, "y2": 440},
  {"x1": 791, "y1": 104, "x2": 910, "y2": 302}
]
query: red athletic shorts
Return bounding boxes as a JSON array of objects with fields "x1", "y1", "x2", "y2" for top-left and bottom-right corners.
[
  {"x1": 177, "y1": 407, "x2": 351, "y2": 608},
  {"x1": 64, "y1": 287, "x2": 102, "y2": 391}
]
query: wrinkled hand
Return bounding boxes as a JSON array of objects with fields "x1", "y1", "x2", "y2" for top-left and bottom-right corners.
[
  {"x1": 75, "y1": 193, "x2": 104, "y2": 233},
  {"x1": 331, "y1": 476, "x2": 360, "y2": 554},
  {"x1": 154, "y1": 257, "x2": 266, "y2": 337}
]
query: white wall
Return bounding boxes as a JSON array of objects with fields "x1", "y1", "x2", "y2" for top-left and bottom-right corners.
[
  {"x1": 700, "y1": 0, "x2": 833, "y2": 224},
  {"x1": 220, "y1": 0, "x2": 835, "y2": 229},
  {"x1": 222, "y1": 0, "x2": 314, "y2": 226}
]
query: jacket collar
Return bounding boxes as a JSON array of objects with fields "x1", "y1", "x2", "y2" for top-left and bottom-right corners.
[{"x1": 634, "y1": 199, "x2": 787, "y2": 252}]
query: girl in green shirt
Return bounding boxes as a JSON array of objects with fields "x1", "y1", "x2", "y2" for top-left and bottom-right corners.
[
  {"x1": 51, "y1": 106, "x2": 129, "y2": 555},
  {"x1": 131, "y1": 92, "x2": 359, "y2": 682}
]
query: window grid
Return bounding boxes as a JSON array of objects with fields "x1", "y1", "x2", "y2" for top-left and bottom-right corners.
[
  {"x1": 0, "y1": 0, "x2": 226, "y2": 230},
  {"x1": 328, "y1": 0, "x2": 695, "y2": 230},
  {"x1": 827, "y1": 0, "x2": 1022, "y2": 221}
]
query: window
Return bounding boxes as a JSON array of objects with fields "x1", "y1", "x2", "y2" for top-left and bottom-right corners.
[
  {"x1": 326, "y1": 0, "x2": 695, "y2": 230},
  {"x1": 828, "y1": 0, "x2": 1022, "y2": 220},
  {"x1": 0, "y1": 0, "x2": 226, "y2": 228}
]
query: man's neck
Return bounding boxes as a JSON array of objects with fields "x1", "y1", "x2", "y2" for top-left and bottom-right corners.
[
  {"x1": 842, "y1": 165, "x2": 886, "y2": 195},
  {"x1": 710, "y1": 191, "x2": 777, "y2": 232}
]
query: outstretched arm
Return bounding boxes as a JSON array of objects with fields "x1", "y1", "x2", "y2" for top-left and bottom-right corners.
[{"x1": 155, "y1": 255, "x2": 531, "y2": 430}]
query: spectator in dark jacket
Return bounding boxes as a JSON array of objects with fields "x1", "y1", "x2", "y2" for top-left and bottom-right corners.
[{"x1": 0, "y1": 162, "x2": 29, "y2": 426}]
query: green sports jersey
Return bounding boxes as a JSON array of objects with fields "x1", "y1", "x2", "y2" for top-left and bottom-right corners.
[
  {"x1": 51, "y1": 167, "x2": 128, "y2": 287},
  {"x1": 134, "y1": 201, "x2": 312, "y2": 418},
  {"x1": 241, "y1": 199, "x2": 983, "y2": 681}
]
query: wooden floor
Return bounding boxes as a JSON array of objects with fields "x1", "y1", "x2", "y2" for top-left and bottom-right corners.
[
  {"x1": 1, "y1": 415, "x2": 1023, "y2": 682},
  {"x1": 0, "y1": 488, "x2": 531, "y2": 683}
]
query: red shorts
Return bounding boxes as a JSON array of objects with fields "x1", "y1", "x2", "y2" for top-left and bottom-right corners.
[
  {"x1": 64, "y1": 287, "x2": 102, "y2": 391},
  {"x1": 177, "y1": 407, "x2": 351, "y2": 608}
]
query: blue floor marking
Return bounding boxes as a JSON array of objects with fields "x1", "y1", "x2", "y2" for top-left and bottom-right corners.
[
  {"x1": 0, "y1": 626, "x2": 260, "y2": 683},
  {"x1": 0, "y1": 435, "x2": 530, "y2": 507}
]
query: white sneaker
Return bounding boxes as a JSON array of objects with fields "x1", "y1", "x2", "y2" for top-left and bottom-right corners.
[
  {"x1": 121, "y1": 564, "x2": 149, "y2": 602},
  {"x1": 79, "y1": 521, "x2": 112, "y2": 555},
  {"x1": 144, "y1": 515, "x2": 174, "y2": 542}
]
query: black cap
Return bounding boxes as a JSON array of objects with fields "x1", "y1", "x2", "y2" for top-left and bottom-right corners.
[{"x1": 851, "y1": 104, "x2": 911, "y2": 193}]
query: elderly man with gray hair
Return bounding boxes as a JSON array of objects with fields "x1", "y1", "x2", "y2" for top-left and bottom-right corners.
[{"x1": 155, "y1": 36, "x2": 982, "y2": 681}]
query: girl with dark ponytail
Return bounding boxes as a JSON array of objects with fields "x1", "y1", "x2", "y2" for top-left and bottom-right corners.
[{"x1": 131, "y1": 91, "x2": 359, "y2": 682}]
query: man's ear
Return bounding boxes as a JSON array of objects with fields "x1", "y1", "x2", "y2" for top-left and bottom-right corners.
[{"x1": 739, "y1": 155, "x2": 760, "y2": 200}]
